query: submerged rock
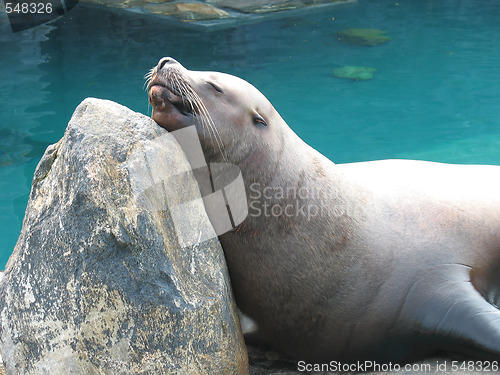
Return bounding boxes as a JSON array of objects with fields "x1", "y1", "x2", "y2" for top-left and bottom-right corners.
[
  {"x1": 0, "y1": 98, "x2": 248, "y2": 374},
  {"x1": 337, "y1": 28, "x2": 391, "y2": 46},
  {"x1": 213, "y1": 0, "x2": 305, "y2": 13},
  {"x1": 211, "y1": 0, "x2": 353, "y2": 14},
  {"x1": 144, "y1": 0, "x2": 174, "y2": 4},
  {"x1": 0, "y1": 128, "x2": 50, "y2": 167},
  {"x1": 81, "y1": 0, "x2": 135, "y2": 9},
  {"x1": 145, "y1": 2, "x2": 230, "y2": 20},
  {"x1": 333, "y1": 66, "x2": 376, "y2": 81}
]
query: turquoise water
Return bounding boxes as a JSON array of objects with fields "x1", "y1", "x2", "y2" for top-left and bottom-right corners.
[{"x1": 1, "y1": 0, "x2": 500, "y2": 268}]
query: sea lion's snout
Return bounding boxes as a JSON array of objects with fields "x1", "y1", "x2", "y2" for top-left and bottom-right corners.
[{"x1": 146, "y1": 57, "x2": 196, "y2": 132}]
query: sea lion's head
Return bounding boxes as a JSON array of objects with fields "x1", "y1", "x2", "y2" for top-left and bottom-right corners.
[{"x1": 147, "y1": 57, "x2": 290, "y2": 167}]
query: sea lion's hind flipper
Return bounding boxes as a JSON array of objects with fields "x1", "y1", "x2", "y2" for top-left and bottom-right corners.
[
  {"x1": 434, "y1": 286, "x2": 500, "y2": 359},
  {"x1": 408, "y1": 264, "x2": 500, "y2": 359},
  {"x1": 471, "y1": 261, "x2": 500, "y2": 309}
]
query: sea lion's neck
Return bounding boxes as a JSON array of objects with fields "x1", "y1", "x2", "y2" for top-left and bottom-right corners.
[{"x1": 241, "y1": 135, "x2": 349, "y2": 233}]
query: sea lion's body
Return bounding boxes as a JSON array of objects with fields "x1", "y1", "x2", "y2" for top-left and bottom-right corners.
[{"x1": 148, "y1": 58, "x2": 500, "y2": 362}]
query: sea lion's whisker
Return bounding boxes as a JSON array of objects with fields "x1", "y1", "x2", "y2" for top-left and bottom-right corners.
[
  {"x1": 189, "y1": 98, "x2": 208, "y2": 139},
  {"x1": 197, "y1": 101, "x2": 227, "y2": 161},
  {"x1": 147, "y1": 65, "x2": 226, "y2": 160},
  {"x1": 170, "y1": 75, "x2": 210, "y2": 140},
  {"x1": 190, "y1": 93, "x2": 226, "y2": 160},
  {"x1": 168, "y1": 72, "x2": 215, "y2": 150},
  {"x1": 143, "y1": 69, "x2": 155, "y2": 91},
  {"x1": 196, "y1": 103, "x2": 221, "y2": 156},
  {"x1": 144, "y1": 77, "x2": 152, "y2": 91}
]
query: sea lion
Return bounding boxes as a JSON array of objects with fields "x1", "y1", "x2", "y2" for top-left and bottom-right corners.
[{"x1": 147, "y1": 57, "x2": 500, "y2": 363}]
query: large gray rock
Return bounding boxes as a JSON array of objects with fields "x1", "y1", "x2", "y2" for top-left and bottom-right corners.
[{"x1": 0, "y1": 98, "x2": 249, "y2": 374}]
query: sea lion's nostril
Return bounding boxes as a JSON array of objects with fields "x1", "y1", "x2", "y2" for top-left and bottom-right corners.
[
  {"x1": 158, "y1": 57, "x2": 178, "y2": 70},
  {"x1": 158, "y1": 58, "x2": 170, "y2": 70}
]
